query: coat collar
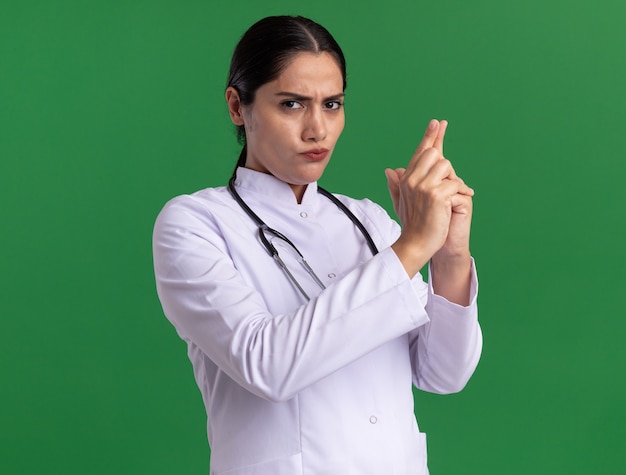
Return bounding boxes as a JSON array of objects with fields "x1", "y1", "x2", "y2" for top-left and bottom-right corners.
[{"x1": 233, "y1": 167, "x2": 319, "y2": 206}]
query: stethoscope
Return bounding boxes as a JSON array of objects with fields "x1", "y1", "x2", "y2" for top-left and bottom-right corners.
[{"x1": 228, "y1": 175, "x2": 379, "y2": 301}]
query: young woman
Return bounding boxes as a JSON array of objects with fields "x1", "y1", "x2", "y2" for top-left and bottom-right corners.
[{"x1": 153, "y1": 15, "x2": 481, "y2": 475}]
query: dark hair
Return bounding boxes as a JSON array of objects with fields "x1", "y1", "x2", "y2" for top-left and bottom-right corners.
[{"x1": 227, "y1": 16, "x2": 347, "y2": 168}]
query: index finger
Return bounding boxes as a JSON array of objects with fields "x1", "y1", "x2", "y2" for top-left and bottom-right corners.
[
  {"x1": 433, "y1": 120, "x2": 448, "y2": 155},
  {"x1": 413, "y1": 119, "x2": 440, "y2": 157}
]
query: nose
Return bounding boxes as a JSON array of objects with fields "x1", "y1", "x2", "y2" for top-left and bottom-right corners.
[{"x1": 302, "y1": 107, "x2": 327, "y2": 143}]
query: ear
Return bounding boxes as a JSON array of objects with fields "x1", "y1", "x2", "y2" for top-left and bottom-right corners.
[{"x1": 226, "y1": 87, "x2": 245, "y2": 126}]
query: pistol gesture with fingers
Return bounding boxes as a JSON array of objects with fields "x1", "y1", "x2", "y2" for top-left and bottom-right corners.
[{"x1": 386, "y1": 119, "x2": 474, "y2": 305}]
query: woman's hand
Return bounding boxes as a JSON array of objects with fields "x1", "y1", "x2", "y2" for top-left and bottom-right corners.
[{"x1": 386, "y1": 120, "x2": 474, "y2": 304}]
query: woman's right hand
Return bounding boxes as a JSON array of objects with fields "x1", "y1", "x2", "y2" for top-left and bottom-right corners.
[{"x1": 386, "y1": 119, "x2": 474, "y2": 278}]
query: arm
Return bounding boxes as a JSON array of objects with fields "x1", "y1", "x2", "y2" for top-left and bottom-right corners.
[
  {"x1": 386, "y1": 119, "x2": 482, "y2": 392},
  {"x1": 410, "y1": 260, "x2": 482, "y2": 394},
  {"x1": 153, "y1": 199, "x2": 430, "y2": 403}
]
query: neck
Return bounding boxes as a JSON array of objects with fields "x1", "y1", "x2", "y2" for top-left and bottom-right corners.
[{"x1": 289, "y1": 183, "x2": 307, "y2": 204}]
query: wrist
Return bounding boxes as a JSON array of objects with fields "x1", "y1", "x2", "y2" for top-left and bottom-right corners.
[
  {"x1": 391, "y1": 236, "x2": 432, "y2": 279},
  {"x1": 430, "y1": 251, "x2": 472, "y2": 306},
  {"x1": 431, "y1": 248, "x2": 471, "y2": 270}
]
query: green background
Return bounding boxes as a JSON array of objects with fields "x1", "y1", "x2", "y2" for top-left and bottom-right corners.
[{"x1": 2, "y1": 0, "x2": 625, "y2": 473}]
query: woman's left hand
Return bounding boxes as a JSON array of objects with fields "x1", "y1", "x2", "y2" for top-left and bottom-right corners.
[
  {"x1": 433, "y1": 121, "x2": 473, "y2": 262},
  {"x1": 429, "y1": 120, "x2": 473, "y2": 305}
]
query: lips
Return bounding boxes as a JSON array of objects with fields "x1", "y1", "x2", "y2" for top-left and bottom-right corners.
[{"x1": 301, "y1": 148, "x2": 329, "y2": 161}]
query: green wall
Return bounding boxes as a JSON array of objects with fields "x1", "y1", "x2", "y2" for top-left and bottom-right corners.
[{"x1": 2, "y1": 0, "x2": 625, "y2": 473}]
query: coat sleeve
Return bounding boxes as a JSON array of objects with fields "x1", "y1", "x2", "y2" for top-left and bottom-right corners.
[
  {"x1": 409, "y1": 261, "x2": 482, "y2": 394},
  {"x1": 352, "y1": 197, "x2": 482, "y2": 395},
  {"x1": 153, "y1": 196, "x2": 431, "y2": 403}
]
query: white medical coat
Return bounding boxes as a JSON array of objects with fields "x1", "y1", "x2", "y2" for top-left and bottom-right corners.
[{"x1": 153, "y1": 167, "x2": 482, "y2": 474}]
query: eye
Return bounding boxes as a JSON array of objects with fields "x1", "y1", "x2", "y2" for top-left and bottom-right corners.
[
  {"x1": 324, "y1": 101, "x2": 343, "y2": 110},
  {"x1": 281, "y1": 100, "x2": 303, "y2": 110}
]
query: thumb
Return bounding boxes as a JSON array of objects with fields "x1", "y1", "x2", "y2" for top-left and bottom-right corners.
[{"x1": 385, "y1": 168, "x2": 401, "y2": 211}]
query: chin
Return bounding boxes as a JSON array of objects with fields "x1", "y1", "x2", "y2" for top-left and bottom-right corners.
[{"x1": 299, "y1": 170, "x2": 327, "y2": 185}]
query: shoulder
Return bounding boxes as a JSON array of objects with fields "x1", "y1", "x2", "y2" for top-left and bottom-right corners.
[
  {"x1": 155, "y1": 186, "x2": 231, "y2": 225},
  {"x1": 153, "y1": 185, "x2": 249, "y2": 244}
]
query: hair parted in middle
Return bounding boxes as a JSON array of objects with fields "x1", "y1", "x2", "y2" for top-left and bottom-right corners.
[{"x1": 227, "y1": 15, "x2": 347, "y2": 168}]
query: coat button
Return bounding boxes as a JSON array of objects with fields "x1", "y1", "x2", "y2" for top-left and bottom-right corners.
[
  {"x1": 328, "y1": 273, "x2": 336, "y2": 279},
  {"x1": 369, "y1": 416, "x2": 378, "y2": 424},
  {"x1": 300, "y1": 211, "x2": 308, "y2": 218}
]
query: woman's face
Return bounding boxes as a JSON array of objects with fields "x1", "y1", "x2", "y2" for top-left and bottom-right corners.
[{"x1": 232, "y1": 52, "x2": 345, "y2": 201}]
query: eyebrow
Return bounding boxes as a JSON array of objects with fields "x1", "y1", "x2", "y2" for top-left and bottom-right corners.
[{"x1": 275, "y1": 91, "x2": 345, "y2": 102}]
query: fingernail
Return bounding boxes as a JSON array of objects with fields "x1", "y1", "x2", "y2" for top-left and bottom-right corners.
[{"x1": 429, "y1": 119, "x2": 438, "y2": 130}]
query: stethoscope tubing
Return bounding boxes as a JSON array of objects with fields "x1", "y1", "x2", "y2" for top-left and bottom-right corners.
[{"x1": 227, "y1": 175, "x2": 379, "y2": 300}]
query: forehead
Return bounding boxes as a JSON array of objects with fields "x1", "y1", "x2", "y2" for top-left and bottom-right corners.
[{"x1": 270, "y1": 52, "x2": 343, "y2": 94}]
